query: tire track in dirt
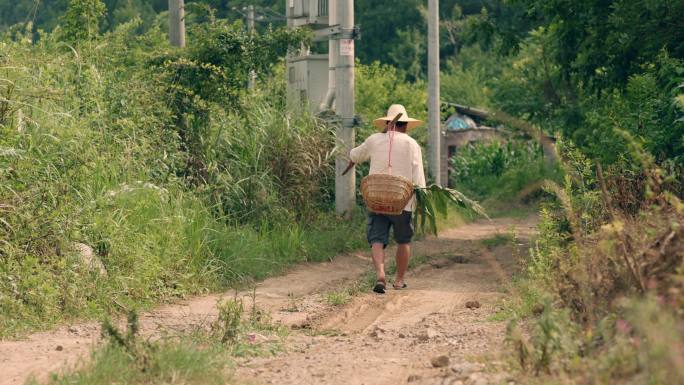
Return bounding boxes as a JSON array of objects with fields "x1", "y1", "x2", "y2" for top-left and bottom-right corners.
[
  {"x1": 234, "y1": 216, "x2": 538, "y2": 385},
  {"x1": 0, "y1": 248, "x2": 369, "y2": 385},
  {"x1": 0, "y1": 216, "x2": 537, "y2": 385}
]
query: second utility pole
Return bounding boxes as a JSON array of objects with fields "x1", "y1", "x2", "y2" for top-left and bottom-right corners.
[
  {"x1": 169, "y1": 0, "x2": 185, "y2": 47},
  {"x1": 335, "y1": 0, "x2": 356, "y2": 217},
  {"x1": 427, "y1": 0, "x2": 441, "y2": 185},
  {"x1": 247, "y1": 5, "x2": 256, "y2": 89}
]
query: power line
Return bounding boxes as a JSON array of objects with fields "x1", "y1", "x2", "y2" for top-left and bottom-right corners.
[
  {"x1": 24, "y1": 0, "x2": 40, "y2": 26},
  {"x1": 232, "y1": 6, "x2": 286, "y2": 22}
]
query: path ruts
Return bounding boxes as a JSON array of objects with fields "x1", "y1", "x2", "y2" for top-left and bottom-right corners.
[{"x1": 0, "y1": 216, "x2": 537, "y2": 385}]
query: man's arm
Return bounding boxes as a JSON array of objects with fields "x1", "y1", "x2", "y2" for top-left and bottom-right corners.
[
  {"x1": 341, "y1": 136, "x2": 372, "y2": 176},
  {"x1": 412, "y1": 144, "x2": 426, "y2": 188},
  {"x1": 349, "y1": 136, "x2": 372, "y2": 164}
]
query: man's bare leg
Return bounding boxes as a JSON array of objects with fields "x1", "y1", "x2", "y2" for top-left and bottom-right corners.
[
  {"x1": 394, "y1": 243, "x2": 410, "y2": 287},
  {"x1": 371, "y1": 243, "x2": 386, "y2": 282}
]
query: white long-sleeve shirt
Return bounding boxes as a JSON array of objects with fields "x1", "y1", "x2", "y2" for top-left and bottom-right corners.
[{"x1": 349, "y1": 132, "x2": 426, "y2": 212}]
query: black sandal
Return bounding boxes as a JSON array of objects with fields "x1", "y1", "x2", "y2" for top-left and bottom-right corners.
[
  {"x1": 373, "y1": 279, "x2": 386, "y2": 294},
  {"x1": 393, "y1": 282, "x2": 408, "y2": 290}
]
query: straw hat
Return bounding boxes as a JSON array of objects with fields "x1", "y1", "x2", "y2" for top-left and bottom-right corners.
[{"x1": 373, "y1": 104, "x2": 423, "y2": 130}]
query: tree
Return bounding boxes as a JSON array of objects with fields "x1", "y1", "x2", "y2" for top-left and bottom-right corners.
[
  {"x1": 464, "y1": 0, "x2": 684, "y2": 165},
  {"x1": 355, "y1": 0, "x2": 424, "y2": 69},
  {"x1": 60, "y1": 0, "x2": 106, "y2": 43},
  {"x1": 152, "y1": 20, "x2": 309, "y2": 178},
  {"x1": 473, "y1": 0, "x2": 684, "y2": 91}
]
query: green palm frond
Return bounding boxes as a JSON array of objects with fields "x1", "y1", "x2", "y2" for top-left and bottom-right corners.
[{"x1": 413, "y1": 184, "x2": 488, "y2": 236}]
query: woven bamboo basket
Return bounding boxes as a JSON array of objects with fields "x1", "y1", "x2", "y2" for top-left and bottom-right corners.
[{"x1": 360, "y1": 173, "x2": 414, "y2": 215}]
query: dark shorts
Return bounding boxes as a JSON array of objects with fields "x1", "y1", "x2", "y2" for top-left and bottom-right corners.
[{"x1": 366, "y1": 211, "x2": 414, "y2": 247}]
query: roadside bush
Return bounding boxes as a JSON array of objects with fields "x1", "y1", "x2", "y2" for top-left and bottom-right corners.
[
  {"x1": 59, "y1": 0, "x2": 107, "y2": 44},
  {"x1": 441, "y1": 44, "x2": 501, "y2": 108},
  {"x1": 204, "y1": 100, "x2": 336, "y2": 223},
  {"x1": 449, "y1": 140, "x2": 558, "y2": 203},
  {"x1": 506, "y1": 139, "x2": 684, "y2": 384}
]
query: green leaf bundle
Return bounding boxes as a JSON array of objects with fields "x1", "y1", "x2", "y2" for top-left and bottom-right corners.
[{"x1": 413, "y1": 185, "x2": 487, "y2": 236}]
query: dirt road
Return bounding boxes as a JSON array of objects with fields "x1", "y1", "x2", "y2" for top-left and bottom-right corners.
[{"x1": 0, "y1": 216, "x2": 536, "y2": 385}]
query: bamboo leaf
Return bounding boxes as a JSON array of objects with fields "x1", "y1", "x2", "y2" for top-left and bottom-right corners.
[
  {"x1": 423, "y1": 190, "x2": 438, "y2": 236},
  {"x1": 433, "y1": 187, "x2": 448, "y2": 217},
  {"x1": 413, "y1": 184, "x2": 488, "y2": 236}
]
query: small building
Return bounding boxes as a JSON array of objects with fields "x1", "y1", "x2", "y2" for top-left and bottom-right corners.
[{"x1": 440, "y1": 104, "x2": 508, "y2": 186}]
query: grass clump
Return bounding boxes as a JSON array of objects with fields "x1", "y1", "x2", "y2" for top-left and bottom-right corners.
[
  {"x1": 210, "y1": 297, "x2": 287, "y2": 357},
  {"x1": 30, "y1": 298, "x2": 287, "y2": 385},
  {"x1": 324, "y1": 290, "x2": 352, "y2": 306},
  {"x1": 29, "y1": 313, "x2": 232, "y2": 385},
  {"x1": 31, "y1": 342, "x2": 231, "y2": 385}
]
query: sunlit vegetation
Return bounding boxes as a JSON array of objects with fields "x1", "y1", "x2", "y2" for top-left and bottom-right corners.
[{"x1": 1, "y1": 1, "x2": 683, "y2": 384}]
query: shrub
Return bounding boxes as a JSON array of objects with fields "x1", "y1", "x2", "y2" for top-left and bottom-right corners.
[
  {"x1": 355, "y1": 61, "x2": 427, "y2": 142},
  {"x1": 506, "y1": 137, "x2": 684, "y2": 384},
  {"x1": 60, "y1": 0, "x2": 107, "y2": 43},
  {"x1": 448, "y1": 139, "x2": 558, "y2": 203}
]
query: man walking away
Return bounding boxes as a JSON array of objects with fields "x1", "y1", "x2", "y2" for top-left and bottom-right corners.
[{"x1": 349, "y1": 104, "x2": 426, "y2": 293}]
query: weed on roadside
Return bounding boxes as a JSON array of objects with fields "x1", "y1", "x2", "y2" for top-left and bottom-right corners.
[
  {"x1": 29, "y1": 312, "x2": 231, "y2": 385},
  {"x1": 283, "y1": 292, "x2": 299, "y2": 312},
  {"x1": 31, "y1": 299, "x2": 288, "y2": 385},
  {"x1": 210, "y1": 298, "x2": 287, "y2": 357},
  {"x1": 324, "y1": 290, "x2": 352, "y2": 306},
  {"x1": 481, "y1": 233, "x2": 515, "y2": 249}
]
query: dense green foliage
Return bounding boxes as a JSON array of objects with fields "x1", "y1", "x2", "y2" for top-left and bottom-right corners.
[
  {"x1": 0, "y1": 10, "x2": 365, "y2": 337},
  {"x1": 59, "y1": 0, "x2": 106, "y2": 42},
  {"x1": 449, "y1": 140, "x2": 558, "y2": 203},
  {"x1": 2, "y1": 5, "x2": 683, "y2": 384},
  {"x1": 0, "y1": 0, "x2": 285, "y2": 33},
  {"x1": 504, "y1": 0, "x2": 683, "y2": 91},
  {"x1": 467, "y1": 0, "x2": 684, "y2": 166}
]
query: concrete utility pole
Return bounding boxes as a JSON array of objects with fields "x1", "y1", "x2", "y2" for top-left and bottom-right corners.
[
  {"x1": 247, "y1": 5, "x2": 256, "y2": 89},
  {"x1": 319, "y1": 0, "x2": 337, "y2": 111},
  {"x1": 335, "y1": 0, "x2": 355, "y2": 217},
  {"x1": 427, "y1": 0, "x2": 441, "y2": 185},
  {"x1": 169, "y1": 0, "x2": 185, "y2": 47},
  {"x1": 247, "y1": 5, "x2": 256, "y2": 32}
]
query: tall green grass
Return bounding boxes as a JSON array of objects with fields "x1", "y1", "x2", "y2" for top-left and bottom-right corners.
[{"x1": 0, "y1": 21, "x2": 365, "y2": 337}]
